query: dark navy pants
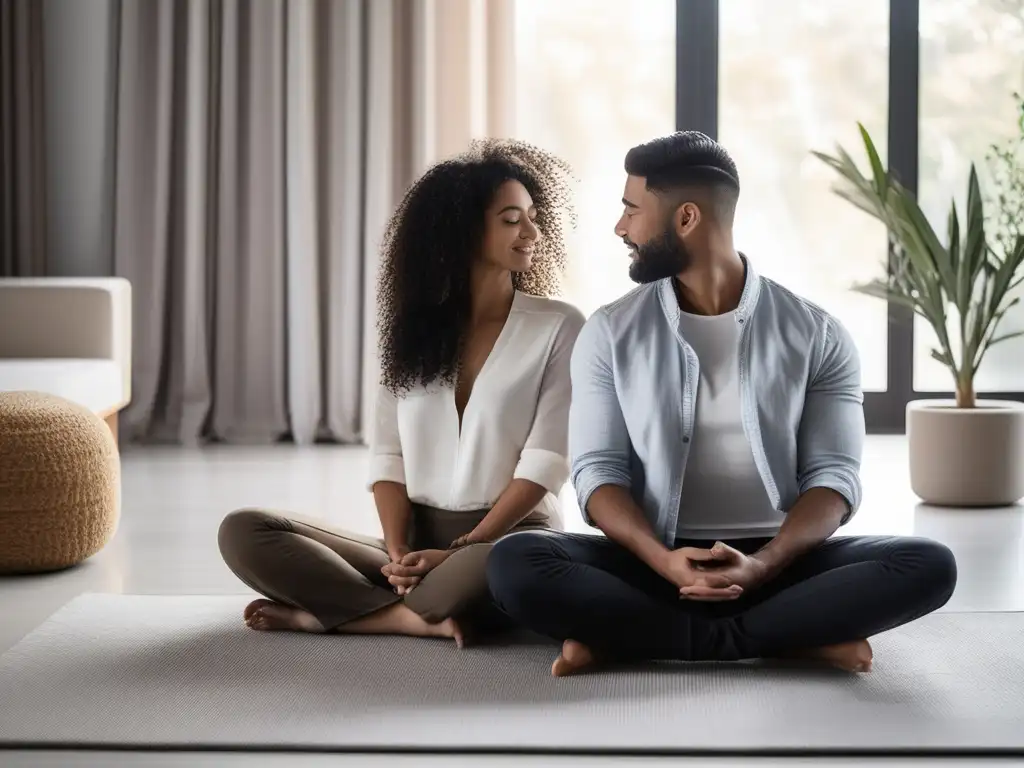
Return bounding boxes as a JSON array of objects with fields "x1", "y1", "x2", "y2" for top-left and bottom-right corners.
[{"x1": 486, "y1": 530, "x2": 957, "y2": 661}]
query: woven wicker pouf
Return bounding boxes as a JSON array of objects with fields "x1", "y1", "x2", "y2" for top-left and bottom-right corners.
[{"x1": 0, "y1": 391, "x2": 120, "y2": 574}]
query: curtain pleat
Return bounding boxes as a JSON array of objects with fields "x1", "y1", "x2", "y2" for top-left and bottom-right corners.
[{"x1": 4, "y1": 0, "x2": 517, "y2": 446}]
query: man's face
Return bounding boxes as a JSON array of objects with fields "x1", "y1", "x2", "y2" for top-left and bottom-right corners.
[{"x1": 614, "y1": 174, "x2": 692, "y2": 284}]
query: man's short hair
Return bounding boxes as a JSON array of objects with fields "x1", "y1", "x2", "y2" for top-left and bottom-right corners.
[{"x1": 624, "y1": 131, "x2": 740, "y2": 223}]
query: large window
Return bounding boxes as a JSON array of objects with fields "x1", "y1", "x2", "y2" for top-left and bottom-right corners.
[
  {"x1": 718, "y1": 0, "x2": 890, "y2": 392},
  {"x1": 914, "y1": 0, "x2": 1024, "y2": 393},
  {"x1": 514, "y1": 0, "x2": 1024, "y2": 431},
  {"x1": 514, "y1": 0, "x2": 675, "y2": 316}
]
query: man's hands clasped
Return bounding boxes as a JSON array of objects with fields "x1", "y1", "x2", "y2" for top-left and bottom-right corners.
[
  {"x1": 381, "y1": 548, "x2": 451, "y2": 595},
  {"x1": 664, "y1": 541, "x2": 771, "y2": 601}
]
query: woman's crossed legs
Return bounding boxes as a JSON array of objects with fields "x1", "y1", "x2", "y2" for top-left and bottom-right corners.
[{"x1": 218, "y1": 508, "x2": 496, "y2": 645}]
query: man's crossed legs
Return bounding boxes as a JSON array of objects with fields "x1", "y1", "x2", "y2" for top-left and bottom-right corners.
[{"x1": 486, "y1": 531, "x2": 957, "y2": 675}]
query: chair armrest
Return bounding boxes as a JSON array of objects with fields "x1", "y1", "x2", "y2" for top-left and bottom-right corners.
[{"x1": 0, "y1": 277, "x2": 132, "y2": 407}]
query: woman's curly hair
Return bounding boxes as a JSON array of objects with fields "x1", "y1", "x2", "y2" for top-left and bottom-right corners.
[{"x1": 376, "y1": 138, "x2": 577, "y2": 395}]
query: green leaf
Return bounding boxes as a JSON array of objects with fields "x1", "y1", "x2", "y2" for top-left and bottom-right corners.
[
  {"x1": 988, "y1": 329, "x2": 1024, "y2": 347},
  {"x1": 809, "y1": 149, "x2": 847, "y2": 175},
  {"x1": 960, "y1": 166, "x2": 989, "y2": 370},
  {"x1": 985, "y1": 233, "x2": 1024, "y2": 331},
  {"x1": 850, "y1": 280, "x2": 919, "y2": 311},
  {"x1": 885, "y1": 191, "x2": 950, "y2": 302},
  {"x1": 833, "y1": 188, "x2": 887, "y2": 220},
  {"x1": 967, "y1": 276, "x2": 993, "y2": 371},
  {"x1": 812, "y1": 146, "x2": 890, "y2": 222},
  {"x1": 858, "y1": 123, "x2": 889, "y2": 199},
  {"x1": 973, "y1": 296, "x2": 1022, "y2": 370},
  {"x1": 963, "y1": 166, "x2": 989, "y2": 287},
  {"x1": 930, "y1": 347, "x2": 955, "y2": 368},
  {"x1": 948, "y1": 202, "x2": 961, "y2": 276}
]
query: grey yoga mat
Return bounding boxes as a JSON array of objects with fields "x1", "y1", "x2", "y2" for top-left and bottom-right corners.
[{"x1": 0, "y1": 594, "x2": 1022, "y2": 755}]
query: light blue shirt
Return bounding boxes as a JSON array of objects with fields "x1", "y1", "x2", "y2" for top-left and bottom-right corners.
[{"x1": 568, "y1": 256, "x2": 865, "y2": 547}]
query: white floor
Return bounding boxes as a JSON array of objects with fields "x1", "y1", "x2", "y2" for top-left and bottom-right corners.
[{"x1": 2, "y1": 435, "x2": 1023, "y2": 766}]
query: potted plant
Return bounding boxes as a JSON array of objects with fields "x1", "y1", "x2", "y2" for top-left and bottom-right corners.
[{"x1": 813, "y1": 119, "x2": 1024, "y2": 506}]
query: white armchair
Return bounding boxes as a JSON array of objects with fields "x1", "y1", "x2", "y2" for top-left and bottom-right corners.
[{"x1": 0, "y1": 278, "x2": 132, "y2": 439}]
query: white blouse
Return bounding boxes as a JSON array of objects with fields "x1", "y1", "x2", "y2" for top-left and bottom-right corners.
[{"x1": 367, "y1": 291, "x2": 586, "y2": 517}]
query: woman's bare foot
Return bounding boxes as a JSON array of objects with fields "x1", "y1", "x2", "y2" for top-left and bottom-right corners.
[
  {"x1": 343, "y1": 602, "x2": 465, "y2": 648},
  {"x1": 242, "y1": 599, "x2": 463, "y2": 646},
  {"x1": 551, "y1": 639, "x2": 600, "y2": 677},
  {"x1": 788, "y1": 639, "x2": 874, "y2": 672},
  {"x1": 243, "y1": 599, "x2": 325, "y2": 633},
  {"x1": 439, "y1": 617, "x2": 465, "y2": 649}
]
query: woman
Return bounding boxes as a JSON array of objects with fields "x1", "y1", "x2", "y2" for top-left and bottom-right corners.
[{"x1": 218, "y1": 139, "x2": 585, "y2": 646}]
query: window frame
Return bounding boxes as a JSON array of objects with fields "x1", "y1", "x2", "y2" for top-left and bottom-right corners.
[{"x1": 679, "y1": 0, "x2": 1024, "y2": 433}]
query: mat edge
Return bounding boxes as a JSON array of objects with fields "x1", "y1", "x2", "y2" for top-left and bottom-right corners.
[{"x1": 2, "y1": 743, "x2": 1024, "y2": 757}]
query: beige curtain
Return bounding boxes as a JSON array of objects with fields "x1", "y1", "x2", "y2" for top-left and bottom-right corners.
[
  {"x1": 359, "y1": 0, "x2": 518, "y2": 435},
  {"x1": 0, "y1": 0, "x2": 48, "y2": 277},
  {"x1": 3, "y1": 0, "x2": 516, "y2": 445}
]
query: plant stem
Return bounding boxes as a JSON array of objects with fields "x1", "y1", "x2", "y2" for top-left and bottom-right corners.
[{"x1": 956, "y1": 378, "x2": 976, "y2": 408}]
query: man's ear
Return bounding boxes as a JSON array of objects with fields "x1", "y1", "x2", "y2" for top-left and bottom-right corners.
[{"x1": 674, "y1": 202, "x2": 701, "y2": 238}]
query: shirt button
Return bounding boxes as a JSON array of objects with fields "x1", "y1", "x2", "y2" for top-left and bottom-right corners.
[{"x1": 683, "y1": 436, "x2": 690, "y2": 443}]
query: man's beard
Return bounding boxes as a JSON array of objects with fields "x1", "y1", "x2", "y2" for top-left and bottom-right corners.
[{"x1": 627, "y1": 228, "x2": 692, "y2": 284}]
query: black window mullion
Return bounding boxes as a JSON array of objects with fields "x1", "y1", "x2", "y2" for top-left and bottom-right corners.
[
  {"x1": 877, "y1": 0, "x2": 920, "y2": 433},
  {"x1": 680, "y1": 0, "x2": 928, "y2": 434},
  {"x1": 675, "y1": 0, "x2": 718, "y2": 139}
]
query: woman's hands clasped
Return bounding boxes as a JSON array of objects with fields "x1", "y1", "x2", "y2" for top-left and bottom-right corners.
[{"x1": 381, "y1": 548, "x2": 452, "y2": 595}]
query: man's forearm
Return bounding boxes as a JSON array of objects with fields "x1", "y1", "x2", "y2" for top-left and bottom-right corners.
[
  {"x1": 463, "y1": 479, "x2": 548, "y2": 543},
  {"x1": 372, "y1": 481, "x2": 413, "y2": 558},
  {"x1": 587, "y1": 485, "x2": 674, "y2": 578},
  {"x1": 752, "y1": 487, "x2": 848, "y2": 578}
]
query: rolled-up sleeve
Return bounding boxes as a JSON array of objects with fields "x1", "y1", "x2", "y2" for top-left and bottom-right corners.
[
  {"x1": 513, "y1": 308, "x2": 586, "y2": 494},
  {"x1": 366, "y1": 384, "x2": 406, "y2": 490},
  {"x1": 568, "y1": 311, "x2": 633, "y2": 524},
  {"x1": 796, "y1": 316, "x2": 865, "y2": 522}
]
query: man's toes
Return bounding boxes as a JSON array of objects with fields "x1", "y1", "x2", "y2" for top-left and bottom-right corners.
[
  {"x1": 551, "y1": 653, "x2": 572, "y2": 676},
  {"x1": 551, "y1": 640, "x2": 598, "y2": 677}
]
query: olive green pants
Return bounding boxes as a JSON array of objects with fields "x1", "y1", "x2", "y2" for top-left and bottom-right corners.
[{"x1": 217, "y1": 504, "x2": 551, "y2": 630}]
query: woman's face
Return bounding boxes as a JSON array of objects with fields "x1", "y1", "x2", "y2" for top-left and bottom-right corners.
[{"x1": 478, "y1": 180, "x2": 541, "y2": 273}]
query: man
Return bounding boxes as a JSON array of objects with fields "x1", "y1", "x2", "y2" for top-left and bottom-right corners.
[{"x1": 486, "y1": 131, "x2": 957, "y2": 677}]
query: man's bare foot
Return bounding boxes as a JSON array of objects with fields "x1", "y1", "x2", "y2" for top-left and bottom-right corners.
[
  {"x1": 551, "y1": 639, "x2": 600, "y2": 677},
  {"x1": 789, "y1": 639, "x2": 874, "y2": 672},
  {"x1": 243, "y1": 599, "x2": 325, "y2": 633}
]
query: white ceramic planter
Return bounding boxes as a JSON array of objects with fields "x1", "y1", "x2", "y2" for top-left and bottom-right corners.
[{"x1": 907, "y1": 399, "x2": 1024, "y2": 506}]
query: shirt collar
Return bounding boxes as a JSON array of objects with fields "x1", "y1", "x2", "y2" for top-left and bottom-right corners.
[{"x1": 658, "y1": 252, "x2": 761, "y2": 325}]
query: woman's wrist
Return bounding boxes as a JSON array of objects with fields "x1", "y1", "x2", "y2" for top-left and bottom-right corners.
[
  {"x1": 450, "y1": 530, "x2": 493, "y2": 549},
  {"x1": 386, "y1": 542, "x2": 411, "y2": 561}
]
